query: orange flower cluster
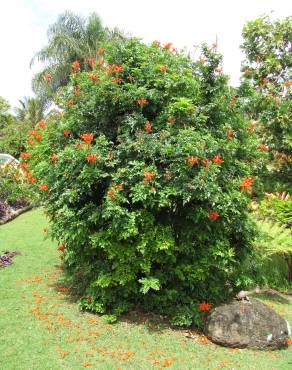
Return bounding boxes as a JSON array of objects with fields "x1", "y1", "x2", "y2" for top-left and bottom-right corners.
[
  {"x1": 39, "y1": 184, "x2": 48, "y2": 192},
  {"x1": 74, "y1": 85, "x2": 81, "y2": 100},
  {"x1": 88, "y1": 56, "x2": 95, "y2": 68},
  {"x1": 63, "y1": 130, "x2": 71, "y2": 136},
  {"x1": 75, "y1": 143, "x2": 86, "y2": 150},
  {"x1": 212, "y1": 154, "x2": 224, "y2": 165},
  {"x1": 159, "y1": 65, "x2": 168, "y2": 73},
  {"x1": 27, "y1": 138, "x2": 34, "y2": 146},
  {"x1": 145, "y1": 120, "x2": 152, "y2": 133},
  {"x1": 112, "y1": 77, "x2": 122, "y2": 84},
  {"x1": 23, "y1": 171, "x2": 36, "y2": 184},
  {"x1": 106, "y1": 64, "x2": 123, "y2": 73},
  {"x1": 240, "y1": 176, "x2": 254, "y2": 194},
  {"x1": 80, "y1": 133, "x2": 94, "y2": 145},
  {"x1": 214, "y1": 66, "x2": 223, "y2": 73},
  {"x1": 29, "y1": 129, "x2": 42, "y2": 142},
  {"x1": 208, "y1": 212, "x2": 220, "y2": 220},
  {"x1": 72, "y1": 60, "x2": 80, "y2": 73},
  {"x1": 247, "y1": 122, "x2": 256, "y2": 134},
  {"x1": 226, "y1": 128, "x2": 234, "y2": 140},
  {"x1": 199, "y1": 56, "x2": 206, "y2": 64},
  {"x1": 107, "y1": 183, "x2": 124, "y2": 200},
  {"x1": 19, "y1": 162, "x2": 29, "y2": 170},
  {"x1": 199, "y1": 302, "x2": 212, "y2": 311},
  {"x1": 20, "y1": 152, "x2": 30, "y2": 159},
  {"x1": 144, "y1": 170, "x2": 156, "y2": 182},
  {"x1": 86, "y1": 154, "x2": 98, "y2": 164},
  {"x1": 88, "y1": 73, "x2": 98, "y2": 82},
  {"x1": 163, "y1": 42, "x2": 173, "y2": 50},
  {"x1": 43, "y1": 73, "x2": 52, "y2": 82},
  {"x1": 187, "y1": 156, "x2": 199, "y2": 166},
  {"x1": 229, "y1": 96, "x2": 237, "y2": 108},
  {"x1": 167, "y1": 117, "x2": 176, "y2": 124},
  {"x1": 137, "y1": 98, "x2": 148, "y2": 106},
  {"x1": 37, "y1": 119, "x2": 46, "y2": 129},
  {"x1": 97, "y1": 47, "x2": 105, "y2": 55},
  {"x1": 50, "y1": 153, "x2": 57, "y2": 161},
  {"x1": 57, "y1": 245, "x2": 65, "y2": 252},
  {"x1": 258, "y1": 144, "x2": 269, "y2": 152},
  {"x1": 152, "y1": 40, "x2": 161, "y2": 46},
  {"x1": 201, "y1": 159, "x2": 212, "y2": 166}
]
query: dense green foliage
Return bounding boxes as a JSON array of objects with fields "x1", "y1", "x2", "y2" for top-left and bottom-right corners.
[
  {"x1": 24, "y1": 38, "x2": 261, "y2": 326},
  {"x1": 0, "y1": 97, "x2": 47, "y2": 157},
  {"x1": 240, "y1": 15, "x2": 292, "y2": 190}
]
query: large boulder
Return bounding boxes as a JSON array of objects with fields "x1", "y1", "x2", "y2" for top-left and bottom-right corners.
[{"x1": 205, "y1": 299, "x2": 290, "y2": 350}]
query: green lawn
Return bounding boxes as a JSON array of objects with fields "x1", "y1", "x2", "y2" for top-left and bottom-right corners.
[{"x1": 0, "y1": 209, "x2": 291, "y2": 370}]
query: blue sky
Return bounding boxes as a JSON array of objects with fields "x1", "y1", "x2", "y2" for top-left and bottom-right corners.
[{"x1": 0, "y1": 0, "x2": 291, "y2": 108}]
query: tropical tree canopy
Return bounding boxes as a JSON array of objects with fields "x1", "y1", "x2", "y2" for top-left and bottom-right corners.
[{"x1": 31, "y1": 11, "x2": 126, "y2": 102}]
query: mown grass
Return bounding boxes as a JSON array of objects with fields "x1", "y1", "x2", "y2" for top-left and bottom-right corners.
[{"x1": 0, "y1": 209, "x2": 291, "y2": 370}]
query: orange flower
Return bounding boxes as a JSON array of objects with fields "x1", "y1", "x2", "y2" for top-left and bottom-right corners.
[
  {"x1": 199, "y1": 56, "x2": 206, "y2": 64},
  {"x1": 145, "y1": 120, "x2": 152, "y2": 133},
  {"x1": 258, "y1": 144, "x2": 269, "y2": 152},
  {"x1": 106, "y1": 64, "x2": 123, "y2": 73},
  {"x1": 50, "y1": 153, "x2": 57, "y2": 161},
  {"x1": 58, "y1": 245, "x2": 65, "y2": 252},
  {"x1": 208, "y1": 212, "x2": 220, "y2": 220},
  {"x1": 63, "y1": 130, "x2": 71, "y2": 136},
  {"x1": 187, "y1": 156, "x2": 199, "y2": 166},
  {"x1": 86, "y1": 154, "x2": 97, "y2": 163},
  {"x1": 43, "y1": 227, "x2": 48, "y2": 233},
  {"x1": 137, "y1": 98, "x2": 148, "y2": 106},
  {"x1": 69, "y1": 98, "x2": 75, "y2": 107},
  {"x1": 144, "y1": 170, "x2": 156, "y2": 182},
  {"x1": 30, "y1": 176, "x2": 36, "y2": 184},
  {"x1": 163, "y1": 42, "x2": 173, "y2": 50},
  {"x1": 37, "y1": 119, "x2": 46, "y2": 129},
  {"x1": 112, "y1": 77, "x2": 122, "y2": 83},
  {"x1": 212, "y1": 154, "x2": 224, "y2": 165},
  {"x1": 80, "y1": 133, "x2": 94, "y2": 145},
  {"x1": 199, "y1": 302, "x2": 212, "y2": 311},
  {"x1": 240, "y1": 176, "x2": 254, "y2": 194},
  {"x1": 72, "y1": 60, "x2": 80, "y2": 73},
  {"x1": 201, "y1": 159, "x2": 211, "y2": 166},
  {"x1": 88, "y1": 73, "x2": 98, "y2": 82},
  {"x1": 214, "y1": 66, "x2": 223, "y2": 73},
  {"x1": 107, "y1": 189, "x2": 116, "y2": 199},
  {"x1": 82, "y1": 362, "x2": 92, "y2": 368},
  {"x1": 29, "y1": 129, "x2": 41, "y2": 142},
  {"x1": 59, "y1": 255, "x2": 64, "y2": 260},
  {"x1": 283, "y1": 81, "x2": 292, "y2": 88},
  {"x1": 19, "y1": 162, "x2": 29, "y2": 170},
  {"x1": 226, "y1": 128, "x2": 234, "y2": 140},
  {"x1": 75, "y1": 143, "x2": 86, "y2": 150},
  {"x1": 20, "y1": 152, "x2": 30, "y2": 159},
  {"x1": 74, "y1": 85, "x2": 81, "y2": 99},
  {"x1": 167, "y1": 117, "x2": 176, "y2": 124},
  {"x1": 39, "y1": 184, "x2": 48, "y2": 192},
  {"x1": 97, "y1": 48, "x2": 105, "y2": 55},
  {"x1": 229, "y1": 96, "x2": 237, "y2": 108},
  {"x1": 26, "y1": 138, "x2": 34, "y2": 146},
  {"x1": 159, "y1": 65, "x2": 168, "y2": 73},
  {"x1": 152, "y1": 40, "x2": 161, "y2": 46},
  {"x1": 88, "y1": 56, "x2": 95, "y2": 68},
  {"x1": 59, "y1": 264, "x2": 64, "y2": 270},
  {"x1": 247, "y1": 122, "x2": 256, "y2": 134},
  {"x1": 43, "y1": 73, "x2": 52, "y2": 82}
]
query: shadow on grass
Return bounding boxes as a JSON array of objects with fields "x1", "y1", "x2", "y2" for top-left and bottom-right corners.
[{"x1": 50, "y1": 265, "x2": 203, "y2": 335}]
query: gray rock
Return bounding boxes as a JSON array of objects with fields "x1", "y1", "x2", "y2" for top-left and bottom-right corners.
[{"x1": 205, "y1": 299, "x2": 290, "y2": 350}]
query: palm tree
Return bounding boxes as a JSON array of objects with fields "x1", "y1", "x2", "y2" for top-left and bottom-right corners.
[
  {"x1": 31, "y1": 11, "x2": 126, "y2": 102},
  {"x1": 14, "y1": 97, "x2": 46, "y2": 125}
]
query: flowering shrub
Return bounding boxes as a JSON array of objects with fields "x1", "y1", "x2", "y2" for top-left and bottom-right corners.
[{"x1": 25, "y1": 38, "x2": 259, "y2": 326}]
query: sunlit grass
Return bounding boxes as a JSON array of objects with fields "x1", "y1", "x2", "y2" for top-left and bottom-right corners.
[{"x1": 0, "y1": 209, "x2": 291, "y2": 369}]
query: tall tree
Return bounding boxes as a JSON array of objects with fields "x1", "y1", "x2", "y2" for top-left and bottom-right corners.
[
  {"x1": 14, "y1": 97, "x2": 46, "y2": 125},
  {"x1": 240, "y1": 15, "x2": 292, "y2": 190},
  {"x1": 31, "y1": 11, "x2": 126, "y2": 102}
]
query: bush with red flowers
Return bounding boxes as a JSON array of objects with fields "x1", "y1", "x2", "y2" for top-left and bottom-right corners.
[{"x1": 25, "y1": 38, "x2": 261, "y2": 326}]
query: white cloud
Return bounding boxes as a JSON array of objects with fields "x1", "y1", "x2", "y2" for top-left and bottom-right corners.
[{"x1": 0, "y1": 0, "x2": 290, "y2": 108}]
